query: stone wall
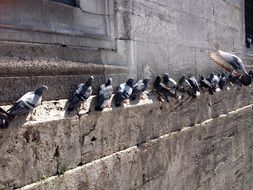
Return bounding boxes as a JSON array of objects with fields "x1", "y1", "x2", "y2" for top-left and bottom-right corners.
[
  {"x1": 102, "y1": 0, "x2": 248, "y2": 80},
  {"x1": 0, "y1": 1, "x2": 253, "y2": 190},
  {"x1": 0, "y1": 0, "x2": 251, "y2": 103},
  {"x1": 0, "y1": 87, "x2": 252, "y2": 190}
]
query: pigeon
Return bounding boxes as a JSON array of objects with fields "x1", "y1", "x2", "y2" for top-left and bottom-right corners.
[
  {"x1": 187, "y1": 75, "x2": 200, "y2": 97},
  {"x1": 218, "y1": 72, "x2": 228, "y2": 90},
  {"x1": 95, "y1": 78, "x2": 113, "y2": 111},
  {"x1": 209, "y1": 50, "x2": 252, "y2": 86},
  {"x1": 178, "y1": 75, "x2": 191, "y2": 92},
  {"x1": 115, "y1": 78, "x2": 134, "y2": 107},
  {"x1": 67, "y1": 76, "x2": 94, "y2": 112},
  {"x1": 207, "y1": 73, "x2": 220, "y2": 92},
  {"x1": 0, "y1": 107, "x2": 10, "y2": 128},
  {"x1": 154, "y1": 75, "x2": 175, "y2": 102},
  {"x1": 131, "y1": 79, "x2": 149, "y2": 101},
  {"x1": 163, "y1": 73, "x2": 180, "y2": 99},
  {"x1": 199, "y1": 76, "x2": 215, "y2": 94},
  {"x1": 163, "y1": 73, "x2": 178, "y2": 90},
  {"x1": 177, "y1": 74, "x2": 197, "y2": 98},
  {"x1": 227, "y1": 74, "x2": 243, "y2": 87},
  {"x1": 8, "y1": 85, "x2": 48, "y2": 119}
]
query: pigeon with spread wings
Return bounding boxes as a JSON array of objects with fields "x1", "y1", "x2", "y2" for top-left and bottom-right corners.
[{"x1": 209, "y1": 50, "x2": 251, "y2": 86}]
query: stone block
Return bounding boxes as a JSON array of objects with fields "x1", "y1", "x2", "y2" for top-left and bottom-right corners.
[{"x1": 18, "y1": 104, "x2": 253, "y2": 190}]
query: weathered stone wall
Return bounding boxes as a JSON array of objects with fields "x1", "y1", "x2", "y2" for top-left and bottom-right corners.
[
  {"x1": 0, "y1": 87, "x2": 252, "y2": 190},
  {"x1": 102, "y1": 0, "x2": 248, "y2": 80},
  {"x1": 0, "y1": 0, "x2": 251, "y2": 103},
  {"x1": 0, "y1": 1, "x2": 253, "y2": 190}
]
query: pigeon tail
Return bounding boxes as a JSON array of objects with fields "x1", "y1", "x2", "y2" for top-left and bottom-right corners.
[
  {"x1": 67, "y1": 107, "x2": 75, "y2": 112},
  {"x1": 115, "y1": 102, "x2": 121, "y2": 107}
]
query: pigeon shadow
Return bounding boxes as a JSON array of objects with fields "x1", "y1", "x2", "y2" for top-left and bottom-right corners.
[
  {"x1": 7, "y1": 114, "x2": 31, "y2": 128},
  {"x1": 63, "y1": 100, "x2": 80, "y2": 118},
  {"x1": 129, "y1": 96, "x2": 141, "y2": 105},
  {"x1": 88, "y1": 96, "x2": 98, "y2": 112}
]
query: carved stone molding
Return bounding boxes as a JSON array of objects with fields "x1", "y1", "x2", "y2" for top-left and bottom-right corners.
[
  {"x1": 0, "y1": 0, "x2": 115, "y2": 49},
  {"x1": 0, "y1": 58, "x2": 127, "y2": 77}
]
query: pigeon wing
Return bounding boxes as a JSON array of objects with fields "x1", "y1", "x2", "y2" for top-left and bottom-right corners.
[
  {"x1": 209, "y1": 51, "x2": 234, "y2": 72},
  {"x1": 83, "y1": 86, "x2": 92, "y2": 99},
  {"x1": 8, "y1": 101, "x2": 31, "y2": 117},
  {"x1": 100, "y1": 85, "x2": 113, "y2": 100},
  {"x1": 168, "y1": 78, "x2": 177, "y2": 88}
]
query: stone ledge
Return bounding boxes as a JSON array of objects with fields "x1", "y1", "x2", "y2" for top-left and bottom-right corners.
[
  {"x1": 17, "y1": 104, "x2": 253, "y2": 190},
  {"x1": 0, "y1": 86, "x2": 252, "y2": 189},
  {"x1": 0, "y1": 58, "x2": 127, "y2": 77}
]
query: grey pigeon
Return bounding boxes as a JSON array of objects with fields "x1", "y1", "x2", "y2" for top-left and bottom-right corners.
[
  {"x1": 0, "y1": 107, "x2": 10, "y2": 128},
  {"x1": 218, "y1": 72, "x2": 228, "y2": 90},
  {"x1": 163, "y1": 73, "x2": 180, "y2": 99},
  {"x1": 67, "y1": 76, "x2": 94, "y2": 112},
  {"x1": 199, "y1": 76, "x2": 215, "y2": 94},
  {"x1": 207, "y1": 73, "x2": 220, "y2": 92},
  {"x1": 209, "y1": 50, "x2": 251, "y2": 86},
  {"x1": 187, "y1": 75, "x2": 200, "y2": 97},
  {"x1": 115, "y1": 78, "x2": 134, "y2": 107},
  {"x1": 178, "y1": 75, "x2": 191, "y2": 93},
  {"x1": 163, "y1": 73, "x2": 178, "y2": 90},
  {"x1": 178, "y1": 74, "x2": 197, "y2": 98},
  {"x1": 95, "y1": 78, "x2": 113, "y2": 111},
  {"x1": 154, "y1": 75, "x2": 175, "y2": 102},
  {"x1": 131, "y1": 79, "x2": 149, "y2": 101},
  {"x1": 227, "y1": 74, "x2": 243, "y2": 87},
  {"x1": 8, "y1": 85, "x2": 48, "y2": 119}
]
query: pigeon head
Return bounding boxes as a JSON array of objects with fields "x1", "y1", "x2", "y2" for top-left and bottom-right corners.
[
  {"x1": 85, "y1": 76, "x2": 94, "y2": 86},
  {"x1": 143, "y1": 79, "x2": 149, "y2": 86},
  {"x1": 210, "y1": 73, "x2": 214, "y2": 78},
  {"x1": 105, "y1": 78, "x2": 112, "y2": 86},
  {"x1": 35, "y1": 85, "x2": 48, "y2": 96},
  {"x1": 126, "y1": 78, "x2": 134, "y2": 87},
  {"x1": 163, "y1": 73, "x2": 169, "y2": 83},
  {"x1": 240, "y1": 73, "x2": 252, "y2": 86},
  {"x1": 154, "y1": 76, "x2": 162, "y2": 87}
]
